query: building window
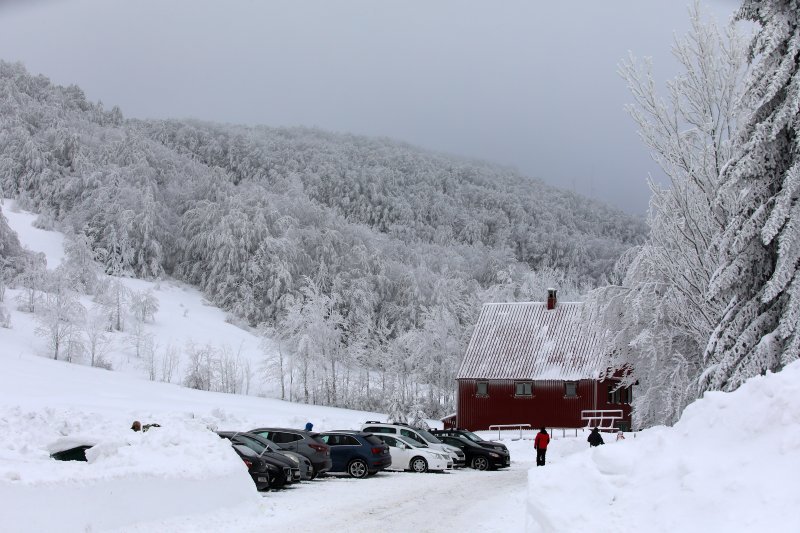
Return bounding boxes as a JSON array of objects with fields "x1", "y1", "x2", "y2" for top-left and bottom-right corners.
[
  {"x1": 476, "y1": 382, "x2": 488, "y2": 396},
  {"x1": 608, "y1": 385, "x2": 632, "y2": 404},
  {"x1": 564, "y1": 381, "x2": 578, "y2": 397},
  {"x1": 515, "y1": 382, "x2": 533, "y2": 397}
]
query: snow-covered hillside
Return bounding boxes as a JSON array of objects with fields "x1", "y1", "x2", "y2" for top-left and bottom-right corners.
[{"x1": 1, "y1": 198, "x2": 271, "y2": 396}]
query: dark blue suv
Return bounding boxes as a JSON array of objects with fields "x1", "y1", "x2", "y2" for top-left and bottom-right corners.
[{"x1": 318, "y1": 431, "x2": 391, "y2": 478}]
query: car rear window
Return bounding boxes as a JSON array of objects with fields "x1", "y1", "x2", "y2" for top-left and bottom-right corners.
[
  {"x1": 238, "y1": 436, "x2": 267, "y2": 454},
  {"x1": 364, "y1": 426, "x2": 393, "y2": 434},
  {"x1": 365, "y1": 435, "x2": 384, "y2": 446},
  {"x1": 234, "y1": 444, "x2": 258, "y2": 458}
]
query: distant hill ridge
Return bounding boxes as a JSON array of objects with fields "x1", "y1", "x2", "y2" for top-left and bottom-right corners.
[{"x1": 137, "y1": 118, "x2": 645, "y2": 275}]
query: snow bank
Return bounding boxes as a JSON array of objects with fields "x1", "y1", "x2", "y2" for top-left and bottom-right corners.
[
  {"x1": 525, "y1": 361, "x2": 800, "y2": 532},
  {"x1": 0, "y1": 406, "x2": 260, "y2": 533}
]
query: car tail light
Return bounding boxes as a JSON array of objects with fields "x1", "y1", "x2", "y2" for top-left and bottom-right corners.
[
  {"x1": 242, "y1": 458, "x2": 253, "y2": 469},
  {"x1": 309, "y1": 443, "x2": 328, "y2": 453},
  {"x1": 371, "y1": 447, "x2": 384, "y2": 455}
]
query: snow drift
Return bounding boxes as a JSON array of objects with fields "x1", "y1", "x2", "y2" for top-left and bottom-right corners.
[
  {"x1": 0, "y1": 408, "x2": 260, "y2": 533},
  {"x1": 526, "y1": 361, "x2": 800, "y2": 532}
]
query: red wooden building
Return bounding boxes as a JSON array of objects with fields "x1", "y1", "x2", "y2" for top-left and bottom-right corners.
[{"x1": 455, "y1": 290, "x2": 632, "y2": 431}]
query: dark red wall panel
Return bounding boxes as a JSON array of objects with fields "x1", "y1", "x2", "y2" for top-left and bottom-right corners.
[{"x1": 456, "y1": 379, "x2": 632, "y2": 431}]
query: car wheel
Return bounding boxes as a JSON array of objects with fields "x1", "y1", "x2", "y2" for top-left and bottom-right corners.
[
  {"x1": 308, "y1": 465, "x2": 316, "y2": 480},
  {"x1": 471, "y1": 456, "x2": 489, "y2": 471},
  {"x1": 410, "y1": 456, "x2": 429, "y2": 473},
  {"x1": 347, "y1": 459, "x2": 369, "y2": 479}
]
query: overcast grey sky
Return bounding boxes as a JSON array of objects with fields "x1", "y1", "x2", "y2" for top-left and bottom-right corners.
[{"x1": 0, "y1": 0, "x2": 740, "y2": 213}]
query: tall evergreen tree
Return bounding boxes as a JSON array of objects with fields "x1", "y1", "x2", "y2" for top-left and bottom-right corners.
[{"x1": 704, "y1": 0, "x2": 800, "y2": 391}]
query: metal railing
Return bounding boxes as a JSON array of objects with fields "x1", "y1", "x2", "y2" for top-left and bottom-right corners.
[
  {"x1": 488, "y1": 423, "x2": 531, "y2": 440},
  {"x1": 580, "y1": 409, "x2": 623, "y2": 431}
]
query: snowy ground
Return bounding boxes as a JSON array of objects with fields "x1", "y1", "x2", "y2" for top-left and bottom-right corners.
[
  {"x1": 525, "y1": 363, "x2": 800, "y2": 533},
  {"x1": 2, "y1": 200, "x2": 799, "y2": 532}
]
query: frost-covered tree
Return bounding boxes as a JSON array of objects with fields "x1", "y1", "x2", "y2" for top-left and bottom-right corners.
[
  {"x1": 15, "y1": 253, "x2": 47, "y2": 313},
  {"x1": 62, "y1": 232, "x2": 99, "y2": 294},
  {"x1": 703, "y1": 0, "x2": 800, "y2": 391},
  {"x1": 408, "y1": 401, "x2": 430, "y2": 430},
  {"x1": 183, "y1": 342, "x2": 216, "y2": 391},
  {"x1": 95, "y1": 278, "x2": 128, "y2": 331},
  {"x1": 387, "y1": 397, "x2": 408, "y2": 424},
  {"x1": 35, "y1": 274, "x2": 86, "y2": 360},
  {"x1": 586, "y1": 4, "x2": 749, "y2": 427},
  {"x1": 83, "y1": 305, "x2": 114, "y2": 367},
  {"x1": 129, "y1": 289, "x2": 159, "y2": 323}
]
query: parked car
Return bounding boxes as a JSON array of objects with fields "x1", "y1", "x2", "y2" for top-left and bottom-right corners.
[
  {"x1": 361, "y1": 422, "x2": 466, "y2": 468},
  {"x1": 374, "y1": 433, "x2": 452, "y2": 473},
  {"x1": 434, "y1": 434, "x2": 510, "y2": 470},
  {"x1": 223, "y1": 431, "x2": 311, "y2": 481},
  {"x1": 248, "y1": 427, "x2": 332, "y2": 479},
  {"x1": 317, "y1": 431, "x2": 392, "y2": 478},
  {"x1": 48, "y1": 436, "x2": 107, "y2": 462},
  {"x1": 430, "y1": 428, "x2": 510, "y2": 456},
  {"x1": 231, "y1": 443, "x2": 275, "y2": 491},
  {"x1": 262, "y1": 440, "x2": 314, "y2": 481},
  {"x1": 217, "y1": 432, "x2": 300, "y2": 487},
  {"x1": 50, "y1": 444, "x2": 93, "y2": 461}
]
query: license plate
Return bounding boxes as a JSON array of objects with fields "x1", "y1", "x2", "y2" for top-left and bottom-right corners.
[{"x1": 258, "y1": 477, "x2": 268, "y2": 483}]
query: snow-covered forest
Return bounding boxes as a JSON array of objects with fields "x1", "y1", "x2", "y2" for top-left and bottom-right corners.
[
  {"x1": 587, "y1": 2, "x2": 799, "y2": 429},
  {"x1": 0, "y1": 60, "x2": 644, "y2": 416}
]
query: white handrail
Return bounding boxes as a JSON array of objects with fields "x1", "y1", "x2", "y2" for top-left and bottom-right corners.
[{"x1": 581, "y1": 409, "x2": 623, "y2": 431}]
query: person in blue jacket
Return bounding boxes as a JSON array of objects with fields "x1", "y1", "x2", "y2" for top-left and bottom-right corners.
[{"x1": 305, "y1": 422, "x2": 313, "y2": 431}]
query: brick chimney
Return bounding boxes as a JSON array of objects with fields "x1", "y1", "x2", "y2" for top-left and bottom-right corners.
[{"x1": 546, "y1": 288, "x2": 557, "y2": 310}]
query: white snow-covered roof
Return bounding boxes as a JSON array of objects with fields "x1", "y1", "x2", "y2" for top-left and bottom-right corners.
[{"x1": 456, "y1": 301, "x2": 604, "y2": 380}]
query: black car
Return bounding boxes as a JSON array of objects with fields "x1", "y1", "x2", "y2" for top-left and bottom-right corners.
[
  {"x1": 249, "y1": 427, "x2": 332, "y2": 479},
  {"x1": 218, "y1": 432, "x2": 300, "y2": 487},
  {"x1": 434, "y1": 434, "x2": 510, "y2": 470},
  {"x1": 431, "y1": 429, "x2": 510, "y2": 456},
  {"x1": 231, "y1": 444, "x2": 275, "y2": 491},
  {"x1": 50, "y1": 445, "x2": 93, "y2": 461}
]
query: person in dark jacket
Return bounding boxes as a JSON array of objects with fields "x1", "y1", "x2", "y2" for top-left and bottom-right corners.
[
  {"x1": 588, "y1": 427, "x2": 604, "y2": 447},
  {"x1": 534, "y1": 427, "x2": 550, "y2": 466}
]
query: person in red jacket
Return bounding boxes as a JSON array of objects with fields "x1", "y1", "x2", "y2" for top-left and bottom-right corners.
[{"x1": 534, "y1": 427, "x2": 550, "y2": 466}]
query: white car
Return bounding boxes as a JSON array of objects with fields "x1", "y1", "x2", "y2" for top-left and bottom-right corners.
[
  {"x1": 361, "y1": 422, "x2": 466, "y2": 467},
  {"x1": 375, "y1": 434, "x2": 453, "y2": 473}
]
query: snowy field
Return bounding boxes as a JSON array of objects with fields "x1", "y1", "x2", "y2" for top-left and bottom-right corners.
[{"x1": 2, "y1": 201, "x2": 799, "y2": 532}]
